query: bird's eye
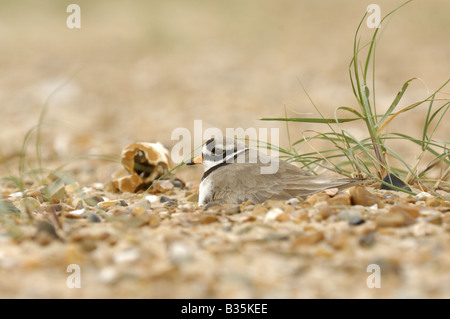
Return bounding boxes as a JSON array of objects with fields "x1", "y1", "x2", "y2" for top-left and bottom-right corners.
[{"x1": 211, "y1": 147, "x2": 224, "y2": 155}]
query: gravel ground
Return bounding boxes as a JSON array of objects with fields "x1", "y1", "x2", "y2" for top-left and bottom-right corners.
[
  {"x1": 0, "y1": 179, "x2": 449, "y2": 298},
  {"x1": 0, "y1": 1, "x2": 449, "y2": 298}
]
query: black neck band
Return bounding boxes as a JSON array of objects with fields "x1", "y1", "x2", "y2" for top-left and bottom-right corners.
[
  {"x1": 201, "y1": 162, "x2": 231, "y2": 182},
  {"x1": 201, "y1": 150, "x2": 245, "y2": 182}
]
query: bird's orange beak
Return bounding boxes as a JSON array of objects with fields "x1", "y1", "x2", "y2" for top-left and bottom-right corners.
[{"x1": 187, "y1": 154, "x2": 203, "y2": 165}]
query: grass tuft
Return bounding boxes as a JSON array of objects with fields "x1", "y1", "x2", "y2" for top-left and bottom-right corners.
[{"x1": 261, "y1": 0, "x2": 449, "y2": 197}]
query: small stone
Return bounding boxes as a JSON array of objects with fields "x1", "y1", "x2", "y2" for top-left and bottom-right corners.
[
  {"x1": 164, "y1": 201, "x2": 177, "y2": 207},
  {"x1": 97, "y1": 200, "x2": 120, "y2": 210},
  {"x1": 327, "y1": 193, "x2": 351, "y2": 206},
  {"x1": 148, "y1": 214, "x2": 161, "y2": 228},
  {"x1": 198, "y1": 214, "x2": 220, "y2": 224},
  {"x1": 326, "y1": 232, "x2": 349, "y2": 249},
  {"x1": 160, "y1": 196, "x2": 176, "y2": 203},
  {"x1": 113, "y1": 248, "x2": 140, "y2": 264},
  {"x1": 426, "y1": 197, "x2": 444, "y2": 208},
  {"x1": 135, "y1": 199, "x2": 151, "y2": 208},
  {"x1": 154, "y1": 180, "x2": 174, "y2": 193},
  {"x1": 205, "y1": 202, "x2": 220, "y2": 210},
  {"x1": 41, "y1": 179, "x2": 67, "y2": 203},
  {"x1": 337, "y1": 209, "x2": 363, "y2": 222},
  {"x1": 349, "y1": 217, "x2": 365, "y2": 225},
  {"x1": 264, "y1": 207, "x2": 284, "y2": 222},
  {"x1": 122, "y1": 216, "x2": 150, "y2": 228},
  {"x1": 376, "y1": 210, "x2": 416, "y2": 228},
  {"x1": 359, "y1": 232, "x2": 376, "y2": 247},
  {"x1": 303, "y1": 193, "x2": 329, "y2": 206},
  {"x1": 317, "y1": 205, "x2": 333, "y2": 219},
  {"x1": 145, "y1": 195, "x2": 159, "y2": 204},
  {"x1": 66, "y1": 208, "x2": 86, "y2": 218},
  {"x1": 252, "y1": 205, "x2": 268, "y2": 216},
  {"x1": 99, "y1": 267, "x2": 119, "y2": 284},
  {"x1": 118, "y1": 200, "x2": 128, "y2": 206},
  {"x1": 275, "y1": 211, "x2": 290, "y2": 222},
  {"x1": 84, "y1": 196, "x2": 103, "y2": 207},
  {"x1": 350, "y1": 186, "x2": 384, "y2": 208},
  {"x1": 389, "y1": 204, "x2": 420, "y2": 218},
  {"x1": 292, "y1": 231, "x2": 324, "y2": 246},
  {"x1": 88, "y1": 212, "x2": 102, "y2": 223},
  {"x1": 424, "y1": 214, "x2": 442, "y2": 225},
  {"x1": 414, "y1": 192, "x2": 432, "y2": 199},
  {"x1": 171, "y1": 179, "x2": 185, "y2": 189},
  {"x1": 169, "y1": 242, "x2": 193, "y2": 264},
  {"x1": 285, "y1": 198, "x2": 300, "y2": 206},
  {"x1": 79, "y1": 238, "x2": 97, "y2": 252},
  {"x1": 221, "y1": 205, "x2": 240, "y2": 215},
  {"x1": 324, "y1": 188, "x2": 339, "y2": 196},
  {"x1": 443, "y1": 212, "x2": 450, "y2": 224}
]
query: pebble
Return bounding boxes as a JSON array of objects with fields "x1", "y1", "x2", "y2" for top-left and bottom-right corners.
[
  {"x1": 145, "y1": 195, "x2": 160, "y2": 204},
  {"x1": 292, "y1": 231, "x2": 324, "y2": 246},
  {"x1": 349, "y1": 217, "x2": 365, "y2": 226},
  {"x1": 160, "y1": 196, "x2": 176, "y2": 204},
  {"x1": 414, "y1": 192, "x2": 432, "y2": 199},
  {"x1": 285, "y1": 198, "x2": 300, "y2": 206},
  {"x1": 164, "y1": 201, "x2": 177, "y2": 208},
  {"x1": 169, "y1": 242, "x2": 193, "y2": 264},
  {"x1": 303, "y1": 193, "x2": 329, "y2": 206},
  {"x1": 131, "y1": 200, "x2": 151, "y2": 211},
  {"x1": 148, "y1": 214, "x2": 161, "y2": 228},
  {"x1": 327, "y1": 193, "x2": 351, "y2": 206},
  {"x1": 264, "y1": 207, "x2": 284, "y2": 222},
  {"x1": 389, "y1": 204, "x2": 420, "y2": 218},
  {"x1": 220, "y1": 205, "x2": 240, "y2": 215},
  {"x1": 113, "y1": 248, "x2": 140, "y2": 264},
  {"x1": 337, "y1": 209, "x2": 363, "y2": 222},
  {"x1": 324, "y1": 188, "x2": 339, "y2": 196},
  {"x1": 97, "y1": 200, "x2": 121, "y2": 210},
  {"x1": 99, "y1": 266, "x2": 119, "y2": 284},
  {"x1": 376, "y1": 210, "x2": 416, "y2": 228},
  {"x1": 443, "y1": 212, "x2": 450, "y2": 224},
  {"x1": 66, "y1": 208, "x2": 86, "y2": 219},
  {"x1": 205, "y1": 202, "x2": 220, "y2": 209},
  {"x1": 88, "y1": 212, "x2": 102, "y2": 223},
  {"x1": 359, "y1": 232, "x2": 376, "y2": 247},
  {"x1": 84, "y1": 196, "x2": 104, "y2": 207},
  {"x1": 41, "y1": 179, "x2": 67, "y2": 203},
  {"x1": 171, "y1": 179, "x2": 185, "y2": 189},
  {"x1": 424, "y1": 214, "x2": 442, "y2": 225},
  {"x1": 350, "y1": 186, "x2": 384, "y2": 208},
  {"x1": 154, "y1": 180, "x2": 174, "y2": 193},
  {"x1": 252, "y1": 205, "x2": 268, "y2": 216}
]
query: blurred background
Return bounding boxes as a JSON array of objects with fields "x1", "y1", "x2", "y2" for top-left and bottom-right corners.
[{"x1": 0, "y1": 0, "x2": 449, "y2": 184}]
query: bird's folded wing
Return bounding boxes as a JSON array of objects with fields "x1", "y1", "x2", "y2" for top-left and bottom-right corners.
[{"x1": 211, "y1": 162, "x2": 363, "y2": 203}]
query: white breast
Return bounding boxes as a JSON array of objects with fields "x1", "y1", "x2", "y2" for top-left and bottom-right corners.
[{"x1": 198, "y1": 177, "x2": 212, "y2": 206}]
